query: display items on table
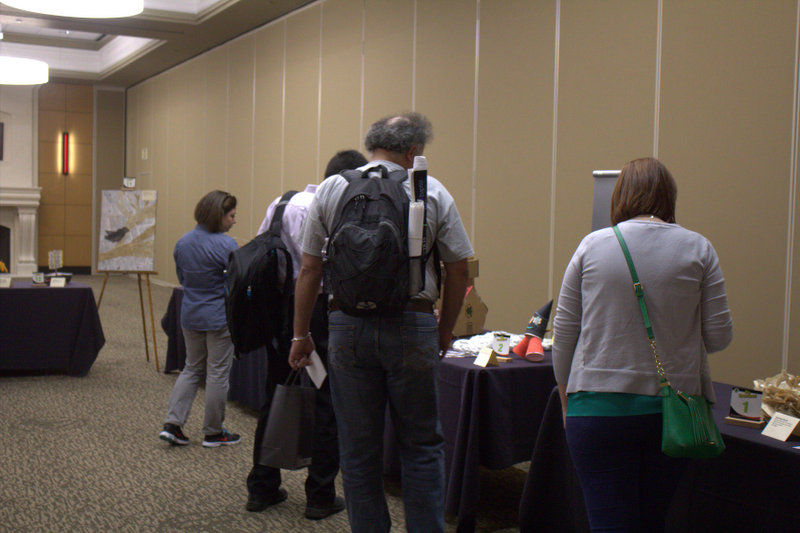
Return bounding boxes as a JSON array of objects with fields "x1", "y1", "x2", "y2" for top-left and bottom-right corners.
[
  {"x1": 45, "y1": 249, "x2": 71, "y2": 285},
  {"x1": 511, "y1": 299, "x2": 553, "y2": 362},
  {"x1": 753, "y1": 371, "x2": 800, "y2": 439}
]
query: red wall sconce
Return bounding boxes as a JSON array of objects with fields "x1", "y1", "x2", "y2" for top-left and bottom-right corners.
[{"x1": 61, "y1": 132, "x2": 69, "y2": 175}]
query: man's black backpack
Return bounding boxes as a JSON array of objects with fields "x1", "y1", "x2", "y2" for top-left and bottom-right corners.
[
  {"x1": 322, "y1": 165, "x2": 412, "y2": 316},
  {"x1": 224, "y1": 190, "x2": 297, "y2": 356}
]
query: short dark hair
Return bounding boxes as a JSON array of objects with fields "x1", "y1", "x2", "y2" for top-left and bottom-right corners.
[
  {"x1": 610, "y1": 157, "x2": 677, "y2": 225},
  {"x1": 364, "y1": 112, "x2": 433, "y2": 155},
  {"x1": 194, "y1": 190, "x2": 237, "y2": 233},
  {"x1": 324, "y1": 149, "x2": 368, "y2": 177}
]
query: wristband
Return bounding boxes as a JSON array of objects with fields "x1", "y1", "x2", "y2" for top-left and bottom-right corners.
[{"x1": 291, "y1": 333, "x2": 311, "y2": 343}]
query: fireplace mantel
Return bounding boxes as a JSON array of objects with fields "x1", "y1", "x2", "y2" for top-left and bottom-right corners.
[{"x1": 0, "y1": 186, "x2": 41, "y2": 276}]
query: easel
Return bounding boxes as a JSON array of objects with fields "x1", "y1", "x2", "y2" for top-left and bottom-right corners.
[{"x1": 97, "y1": 270, "x2": 160, "y2": 372}]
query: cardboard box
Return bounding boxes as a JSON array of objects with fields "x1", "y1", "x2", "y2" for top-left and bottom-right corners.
[{"x1": 452, "y1": 284, "x2": 488, "y2": 337}]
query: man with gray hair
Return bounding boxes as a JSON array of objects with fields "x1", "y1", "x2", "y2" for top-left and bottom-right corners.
[{"x1": 288, "y1": 112, "x2": 473, "y2": 532}]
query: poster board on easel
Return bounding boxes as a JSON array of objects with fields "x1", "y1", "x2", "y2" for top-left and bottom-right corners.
[{"x1": 97, "y1": 189, "x2": 161, "y2": 370}]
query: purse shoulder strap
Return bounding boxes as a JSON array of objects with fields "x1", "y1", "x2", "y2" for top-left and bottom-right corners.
[{"x1": 612, "y1": 225, "x2": 669, "y2": 384}]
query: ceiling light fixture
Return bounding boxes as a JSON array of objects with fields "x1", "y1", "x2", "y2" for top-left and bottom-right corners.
[
  {"x1": 0, "y1": 1, "x2": 144, "y2": 19},
  {"x1": 0, "y1": 56, "x2": 48, "y2": 84}
]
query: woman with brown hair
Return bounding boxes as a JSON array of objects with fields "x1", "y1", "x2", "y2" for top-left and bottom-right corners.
[
  {"x1": 552, "y1": 157, "x2": 733, "y2": 531},
  {"x1": 159, "y1": 190, "x2": 242, "y2": 448}
]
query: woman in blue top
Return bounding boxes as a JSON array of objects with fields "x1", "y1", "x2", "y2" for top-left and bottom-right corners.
[
  {"x1": 553, "y1": 157, "x2": 733, "y2": 532},
  {"x1": 159, "y1": 190, "x2": 242, "y2": 448}
]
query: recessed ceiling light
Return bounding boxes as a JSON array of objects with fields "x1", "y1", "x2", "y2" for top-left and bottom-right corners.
[{"x1": 0, "y1": 1, "x2": 144, "y2": 19}]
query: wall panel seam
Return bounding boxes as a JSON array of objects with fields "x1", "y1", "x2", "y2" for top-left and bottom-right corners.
[
  {"x1": 653, "y1": 0, "x2": 662, "y2": 158},
  {"x1": 471, "y1": 0, "x2": 480, "y2": 244},
  {"x1": 784, "y1": 0, "x2": 800, "y2": 369},
  {"x1": 549, "y1": 0, "x2": 561, "y2": 299}
]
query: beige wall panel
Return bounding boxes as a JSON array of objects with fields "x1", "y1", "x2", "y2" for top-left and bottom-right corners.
[
  {"x1": 475, "y1": 0, "x2": 556, "y2": 331},
  {"x1": 39, "y1": 110, "x2": 65, "y2": 142},
  {"x1": 166, "y1": 67, "x2": 189, "y2": 266},
  {"x1": 64, "y1": 235, "x2": 92, "y2": 266},
  {"x1": 204, "y1": 47, "x2": 230, "y2": 190},
  {"x1": 151, "y1": 75, "x2": 171, "y2": 279},
  {"x1": 66, "y1": 112, "x2": 92, "y2": 144},
  {"x1": 38, "y1": 141, "x2": 59, "y2": 174},
  {"x1": 553, "y1": 0, "x2": 657, "y2": 297},
  {"x1": 38, "y1": 235, "x2": 64, "y2": 266},
  {"x1": 64, "y1": 205, "x2": 91, "y2": 236},
  {"x1": 126, "y1": 86, "x2": 139, "y2": 178},
  {"x1": 65, "y1": 173, "x2": 92, "y2": 205},
  {"x1": 227, "y1": 34, "x2": 257, "y2": 238},
  {"x1": 252, "y1": 23, "x2": 286, "y2": 218},
  {"x1": 38, "y1": 205, "x2": 64, "y2": 235},
  {"x1": 183, "y1": 57, "x2": 208, "y2": 219},
  {"x1": 363, "y1": 0, "x2": 414, "y2": 131},
  {"x1": 284, "y1": 6, "x2": 321, "y2": 192},
  {"x1": 660, "y1": 1, "x2": 797, "y2": 385},
  {"x1": 415, "y1": 0, "x2": 477, "y2": 236},
  {"x1": 39, "y1": 172, "x2": 65, "y2": 205},
  {"x1": 95, "y1": 89, "x2": 126, "y2": 272},
  {"x1": 38, "y1": 83, "x2": 65, "y2": 111},
  {"x1": 319, "y1": 0, "x2": 364, "y2": 171},
  {"x1": 70, "y1": 142, "x2": 92, "y2": 176},
  {"x1": 137, "y1": 82, "x2": 153, "y2": 176},
  {"x1": 66, "y1": 85, "x2": 92, "y2": 113}
]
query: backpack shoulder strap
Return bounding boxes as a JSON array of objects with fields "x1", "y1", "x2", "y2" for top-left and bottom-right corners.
[{"x1": 267, "y1": 190, "x2": 298, "y2": 235}]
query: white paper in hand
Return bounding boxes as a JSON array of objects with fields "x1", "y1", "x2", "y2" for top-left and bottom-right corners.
[{"x1": 305, "y1": 350, "x2": 327, "y2": 389}]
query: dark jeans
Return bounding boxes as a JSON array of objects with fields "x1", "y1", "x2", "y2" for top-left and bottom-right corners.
[
  {"x1": 247, "y1": 295, "x2": 339, "y2": 507},
  {"x1": 565, "y1": 414, "x2": 688, "y2": 533},
  {"x1": 328, "y1": 309, "x2": 444, "y2": 533}
]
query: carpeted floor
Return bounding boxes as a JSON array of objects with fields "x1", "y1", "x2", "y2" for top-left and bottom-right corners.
[{"x1": 0, "y1": 274, "x2": 523, "y2": 532}]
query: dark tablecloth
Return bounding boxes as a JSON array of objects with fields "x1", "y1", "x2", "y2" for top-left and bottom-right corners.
[
  {"x1": 518, "y1": 382, "x2": 800, "y2": 532},
  {"x1": 0, "y1": 281, "x2": 105, "y2": 376}
]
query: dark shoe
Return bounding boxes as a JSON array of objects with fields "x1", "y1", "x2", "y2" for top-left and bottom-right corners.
[
  {"x1": 305, "y1": 496, "x2": 345, "y2": 520},
  {"x1": 246, "y1": 488, "x2": 288, "y2": 512},
  {"x1": 159, "y1": 423, "x2": 189, "y2": 446},
  {"x1": 202, "y1": 429, "x2": 241, "y2": 448}
]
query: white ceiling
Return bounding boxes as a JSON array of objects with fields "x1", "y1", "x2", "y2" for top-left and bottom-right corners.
[{"x1": 0, "y1": 0, "x2": 310, "y2": 87}]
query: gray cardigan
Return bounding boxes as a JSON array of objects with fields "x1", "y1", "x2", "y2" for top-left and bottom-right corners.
[{"x1": 552, "y1": 220, "x2": 733, "y2": 403}]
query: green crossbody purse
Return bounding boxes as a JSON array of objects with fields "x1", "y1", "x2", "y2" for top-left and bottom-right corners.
[{"x1": 613, "y1": 225, "x2": 725, "y2": 459}]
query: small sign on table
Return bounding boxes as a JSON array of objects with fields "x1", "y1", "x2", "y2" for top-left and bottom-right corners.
[{"x1": 724, "y1": 386, "x2": 766, "y2": 429}]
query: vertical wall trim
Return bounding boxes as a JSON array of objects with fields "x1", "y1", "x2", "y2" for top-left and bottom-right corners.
[
  {"x1": 471, "y1": 0, "x2": 480, "y2": 243},
  {"x1": 548, "y1": 0, "x2": 561, "y2": 299},
  {"x1": 360, "y1": 0, "x2": 366, "y2": 143},
  {"x1": 783, "y1": 0, "x2": 800, "y2": 370},
  {"x1": 251, "y1": 35, "x2": 257, "y2": 228},
  {"x1": 412, "y1": 0, "x2": 418, "y2": 110},
  {"x1": 281, "y1": 21, "x2": 287, "y2": 192},
  {"x1": 316, "y1": 3, "x2": 324, "y2": 180},
  {"x1": 225, "y1": 48, "x2": 231, "y2": 189},
  {"x1": 653, "y1": 0, "x2": 663, "y2": 157}
]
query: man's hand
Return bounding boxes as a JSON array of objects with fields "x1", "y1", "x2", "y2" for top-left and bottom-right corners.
[
  {"x1": 289, "y1": 336, "x2": 314, "y2": 370},
  {"x1": 439, "y1": 329, "x2": 454, "y2": 359}
]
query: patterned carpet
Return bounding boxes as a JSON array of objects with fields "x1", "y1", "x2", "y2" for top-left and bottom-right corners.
[{"x1": 0, "y1": 274, "x2": 522, "y2": 532}]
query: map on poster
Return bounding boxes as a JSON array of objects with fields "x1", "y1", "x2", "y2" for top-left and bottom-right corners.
[{"x1": 98, "y1": 190, "x2": 157, "y2": 271}]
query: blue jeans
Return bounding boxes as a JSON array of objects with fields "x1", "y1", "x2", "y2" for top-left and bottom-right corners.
[
  {"x1": 328, "y1": 310, "x2": 444, "y2": 533},
  {"x1": 565, "y1": 414, "x2": 689, "y2": 533}
]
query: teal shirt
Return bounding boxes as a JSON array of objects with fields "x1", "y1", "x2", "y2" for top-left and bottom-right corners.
[{"x1": 567, "y1": 391, "x2": 662, "y2": 417}]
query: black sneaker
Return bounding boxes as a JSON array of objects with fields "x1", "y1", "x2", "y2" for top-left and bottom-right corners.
[
  {"x1": 159, "y1": 423, "x2": 189, "y2": 446},
  {"x1": 202, "y1": 429, "x2": 241, "y2": 448},
  {"x1": 305, "y1": 496, "x2": 346, "y2": 520}
]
